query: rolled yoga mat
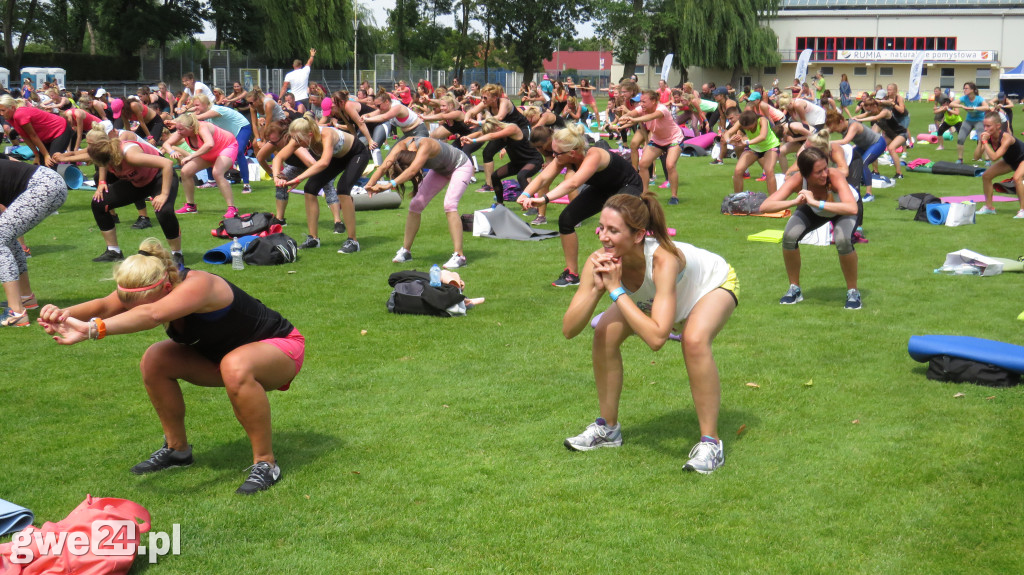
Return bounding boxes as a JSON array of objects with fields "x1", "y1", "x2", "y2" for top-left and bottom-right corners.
[
  {"x1": 56, "y1": 164, "x2": 84, "y2": 189},
  {"x1": 916, "y1": 133, "x2": 939, "y2": 143},
  {"x1": 926, "y1": 203, "x2": 950, "y2": 225},
  {"x1": 931, "y1": 161, "x2": 985, "y2": 177},
  {"x1": 909, "y1": 335, "x2": 1024, "y2": 373},
  {"x1": 682, "y1": 132, "x2": 717, "y2": 157},
  {"x1": 0, "y1": 499, "x2": 34, "y2": 536},
  {"x1": 202, "y1": 235, "x2": 259, "y2": 265},
  {"x1": 352, "y1": 191, "x2": 402, "y2": 211}
]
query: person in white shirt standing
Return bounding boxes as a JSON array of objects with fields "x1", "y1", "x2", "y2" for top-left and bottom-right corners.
[{"x1": 281, "y1": 49, "x2": 316, "y2": 109}]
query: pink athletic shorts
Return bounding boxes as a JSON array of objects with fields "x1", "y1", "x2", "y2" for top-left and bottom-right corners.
[{"x1": 261, "y1": 328, "x2": 305, "y2": 390}]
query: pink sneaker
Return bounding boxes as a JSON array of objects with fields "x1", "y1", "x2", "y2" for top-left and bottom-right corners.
[
  {"x1": 224, "y1": 206, "x2": 239, "y2": 219},
  {"x1": 658, "y1": 181, "x2": 670, "y2": 189},
  {"x1": 175, "y1": 203, "x2": 197, "y2": 214},
  {"x1": 756, "y1": 174, "x2": 768, "y2": 182}
]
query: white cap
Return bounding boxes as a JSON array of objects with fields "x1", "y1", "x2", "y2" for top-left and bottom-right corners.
[
  {"x1": 95, "y1": 88, "x2": 107, "y2": 97},
  {"x1": 99, "y1": 120, "x2": 114, "y2": 134}
]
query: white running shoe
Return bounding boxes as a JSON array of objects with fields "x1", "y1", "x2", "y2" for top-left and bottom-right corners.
[
  {"x1": 392, "y1": 247, "x2": 412, "y2": 263},
  {"x1": 682, "y1": 439, "x2": 724, "y2": 474},
  {"x1": 564, "y1": 418, "x2": 622, "y2": 451},
  {"x1": 443, "y1": 252, "x2": 467, "y2": 269}
]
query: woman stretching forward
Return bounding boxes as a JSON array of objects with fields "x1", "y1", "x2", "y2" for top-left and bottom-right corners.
[
  {"x1": 365, "y1": 137, "x2": 472, "y2": 269},
  {"x1": 562, "y1": 192, "x2": 738, "y2": 474}
]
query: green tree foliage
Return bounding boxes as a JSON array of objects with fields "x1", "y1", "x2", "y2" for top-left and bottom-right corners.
[
  {"x1": 488, "y1": 0, "x2": 588, "y2": 82},
  {"x1": 594, "y1": 0, "x2": 653, "y2": 78},
  {"x1": 254, "y1": 0, "x2": 353, "y2": 67},
  {"x1": 94, "y1": 0, "x2": 206, "y2": 57},
  {"x1": 41, "y1": 0, "x2": 91, "y2": 53},
  {"x1": 208, "y1": 0, "x2": 264, "y2": 53},
  {"x1": 659, "y1": 0, "x2": 780, "y2": 75},
  {"x1": 1, "y1": 0, "x2": 43, "y2": 71}
]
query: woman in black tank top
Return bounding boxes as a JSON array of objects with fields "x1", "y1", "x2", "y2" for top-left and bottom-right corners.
[
  {"x1": 854, "y1": 99, "x2": 906, "y2": 181},
  {"x1": 420, "y1": 96, "x2": 473, "y2": 147},
  {"x1": 38, "y1": 239, "x2": 303, "y2": 494},
  {"x1": 977, "y1": 111, "x2": 1024, "y2": 217}
]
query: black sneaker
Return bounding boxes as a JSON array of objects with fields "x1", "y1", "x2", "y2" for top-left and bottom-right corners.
[
  {"x1": 92, "y1": 249, "x2": 124, "y2": 263},
  {"x1": 235, "y1": 461, "x2": 281, "y2": 495},
  {"x1": 298, "y1": 235, "x2": 320, "y2": 249},
  {"x1": 172, "y1": 252, "x2": 184, "y2": 270},
  {"x1": 131, "y1": 216, "x2": 152, "y2": 230},
  {"x1": 523, "y1": 207, "x2": 539, "y2": 217},
  {"x1": 333, "y1": 221, "x2": 346, "y2": 234},
  {"x1": 552, "y1": 268, "x2": 580, "y2": 287},
  {"x1": 131, "y1": 442, "x2": 193, "y2": 475},
  {"x1": 338, "y1": 238, "x2": 360, "y2": 254},
  {"x1": 271, "y1": 217, "x2": 287, "y2": 226},
  {"x1": 110, "y1": 212, "x2": 120, "y2": 224}
]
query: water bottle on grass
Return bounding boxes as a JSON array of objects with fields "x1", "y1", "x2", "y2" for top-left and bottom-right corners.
[
  {"x1": 231, "y1": 237, "x2": 244, "y2": 270},
  {"x1": 429, "y1": 264, "x2": 441, "y2": 286}
]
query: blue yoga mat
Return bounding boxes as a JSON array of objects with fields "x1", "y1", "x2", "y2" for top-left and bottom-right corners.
[
  {"x1": 926, "y1": 203, "x2": 950, "y2": 225},
  {"x1": 202, "y1": 235, "x2": 259, "y2": 265},
  {"x1": 908, "y1": 335, "x2": 1024, "y2": 374},
  {"x1": 0, "y1": 498, "x2": 34, "y2": 535}
]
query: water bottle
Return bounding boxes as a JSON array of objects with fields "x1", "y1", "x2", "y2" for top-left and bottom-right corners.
[
  {"x1": 231, "y1": 237, "x2": 244, "y2": 270},
  {"x1": 934, "y1": 264, "x2": 980, "y2": 275},
  {"x1": 429, "y1": 264, "x2": 442, "y2": 287}
]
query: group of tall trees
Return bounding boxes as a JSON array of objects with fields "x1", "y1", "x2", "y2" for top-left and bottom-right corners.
[{"x1": 0, "y1": 0, "x2": 780, "y2": 82}]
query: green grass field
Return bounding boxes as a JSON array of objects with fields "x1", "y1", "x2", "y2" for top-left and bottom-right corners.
[{"x1": 3, "y1": 101, "x2": 1024, "y2": 573}]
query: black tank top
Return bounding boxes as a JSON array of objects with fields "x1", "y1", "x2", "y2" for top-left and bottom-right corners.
[
  {"x1": 877, "y1": 111, "x2": 907, "y2": 139},
  {"x1": 505, "y1": 133, "x2": 544, "y2": 165},
  {"x1": 357, "y1": 102, "x2": 382, "y2": 132},
  {"x1": 0, "y1": 159, "x2": 40, "y2": 205},
  {"x1": 502, "y1": 103, "x2": 531, "y2": 134},
  {"x1": 445, "y1": 116, "x2": 473, "y2": 136},
  {"x1": 165, "y1": 270, "x2": 295, "y2": 362},
  {"x1": 573, "y1": 149, "x2": 642, "y2": 194},
  {"x1": 1002, "y1": 129, "x2": 1024, "y2": 168},
  {"x1": 550, "y1": 114, "x2": 567, "y2": 129}
]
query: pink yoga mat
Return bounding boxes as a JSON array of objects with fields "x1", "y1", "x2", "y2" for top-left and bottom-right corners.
[
  {"x1": 941, "y1": 195, "x2": 1018, "y2": 203},
  {"x1": 684, "y1": 132, "x2": 717, "y2": 149}
]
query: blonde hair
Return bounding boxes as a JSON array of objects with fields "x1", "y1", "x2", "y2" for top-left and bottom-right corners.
[
  {"x1": 288, "y1": 113, "x2": 323, "y2": 155},
  {"x1": 522, "y1": 106, "x2": 542, "y2": 122},
  {"x1": 85, "y1": 126, "x2": 124, "y2": 168},
  {"x1": 114, "y1": 238, "x2": 181, "y2": 304},
  {"x1": 552, "y1": 123, "x2": 588, "y2": 153},
  {"x1": 171, "y1": 112, "x2": 199, "y2": 132},
  {"x1": 194, "y1": 94, "x2": 213, "y2": 109},
  {"x1": 807, "y1": 129, "x2": 831, "y2": 154},
  {"x1": 481, "y1": 83, "x2": 504, "y2": 98},
  {"x1": 776, "y1": 92, "x2": 793, "y2": 111},
  {"x1": 0, "y1": 94, "x2": 23, "y2": 110},
  {"x1": 480, "y1": 117, "x2": 511, "y2": 135}
]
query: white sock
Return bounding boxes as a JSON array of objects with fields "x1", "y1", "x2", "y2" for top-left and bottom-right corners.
[{"x1": 108, "y1": 246, "x2": 121, "y2": 253}]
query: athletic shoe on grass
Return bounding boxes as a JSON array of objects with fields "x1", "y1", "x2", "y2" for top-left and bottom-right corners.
[
  {"x1": 242, "y1": 184, "x2": 252, "y2": 194},
  {"x1": 172, "y1": 253, "x2": 184, "y2": 270},
  {"x1": 530, "y1": 215, "x2": 547, "y2": 225},
  {"x1": 392, "y1": 247, "x2": 412, "y2": 263},
  {"x1": 977, "y1": 206, "x2": 996, "y2": 215},
  {"x1": 564, "y1": 418, "x2": 622, "y2": 451},
  {"x1": 0, "y1": 308, "x2": 29, "y2": 327},
  {"x1": 668, "y1": 197, "x2": 680, "y2": 205},
  {"x1": 175, "y1": 203, "x2": 197, "y2": 214},
  {"x1": 223, "y1": 206, "x2": 239, "y2": 219},
  {"x1": 298, "y1": 235, "x2": 320, "y2": 249},
  {"x1": 92, "y1": 249, "x2": 124, "y2": 263},
  {"x1": 659, "y1": 181, "x2": 670, "y2": 189},
  {"x1": 236, "y1": 461, "x2": 281, "y2": 495},
  {"x1": 552, "y1": 268, "x2": 580, "y2": 287},
  {"x1": 333, "y1": 221, "x2": 346, "y2": 234},
  {"x1": 709, "y1": 159, "x2": 724, "y2": 165},
  {"x1": 443, "y1": 252, "x2": 467, "y2": 269},
  {"x1": 131, "y1": 216, "x2": 152, "y2": 229},
  {"x1": 131, "y1": 442, "x2": 193, "y2": 475},
  {"x1": 682, "y1": 439, "x2": 724, "y2": 474},
  {"x1": 779, "y1": 284, "x2": 802, "y2": 305},
  {"x1": 523, "y1": 207, "x2": 539, "y2": 217},
  {"x1": 845, "y1": 289, "x2": 862, "y2": 310},
  {"x1": 1, "y1": 294, "x2": 37, "y2": 310},
  {"x1": 1015, "y1": 209, "x2": 1024, "y2": 219},
  {"x1": 338, "y1": 238, "x2": 360, "y2": 254}
]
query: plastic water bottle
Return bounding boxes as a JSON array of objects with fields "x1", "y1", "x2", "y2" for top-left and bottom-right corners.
[
  {"x1": 429, "y1": 264, "x2": 442, "y2": 286},
  {"x1": 231, "y1": 237, "x2": 244, "y2": 270},
  {"x1": 934, "y1": 264, "x2": 980, "y2": 275}
]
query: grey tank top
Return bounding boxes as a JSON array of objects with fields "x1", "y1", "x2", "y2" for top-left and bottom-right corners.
[
  {"x1": 414, "y1": 137, "x2": 468, "y2": 175},
  {"x1": 849, "y1": 120, "x2": 880, "y2": 149}
]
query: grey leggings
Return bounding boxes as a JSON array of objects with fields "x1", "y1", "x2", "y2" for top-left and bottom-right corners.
[
  {"x1": 782, "y1": 204, "x2": 860, "y2": 256},
  {"x1": 958, "y1": 119, "x2": 984, "y2": 146},
  {"x1": 274, "y1": 164, "x2": 337, "y2": 203},
  {"x1": 0, "y1": 168, "x2": 68, "y2": 283}
]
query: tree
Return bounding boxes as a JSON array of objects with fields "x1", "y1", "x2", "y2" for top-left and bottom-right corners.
[
  {"x1": 254, "y1": 0, "x2": 353, "y2": 67},
  {"x1": 594, "y1": 0, "x2": 656, "y2": 78},
  {"x1": 488, "y1": 0, "x2": 587, "y2": 82},
  {"x1": 94, "y1": 0, "x2": 206, "y2": 57},
  {"x1": 659, "y1": 0, "x2": 780, "y2": 83},
  {"x1": 1, "y1": 0, "x2": 42, "y2": 71},
  {"x1": 41, "y1": 0, "x2": 92, "y2": 53},
  {"x1": 207, "y1": 0, "x2": 264, "y2": 53}
]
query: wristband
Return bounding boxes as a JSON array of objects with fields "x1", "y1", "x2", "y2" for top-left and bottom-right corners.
[
  {"x1": 819, "y1": 200, "x2": 826, "y2": 210},
  {"x1": 542, "y1": 195, "x2": 550, "y2": 204},
  {"x1": 98, "y1": 181, "x2": 106, "y2": 186},
  {"x1": 389, "y1": 180, "x2": 397, "y2": 187},
  {"x1": 521, "y1": 192, "x2": 530, "y2": 198},
  {"x1": 90, "y1": 317, "x2": 106, "y2": 340},
  {"x1": 609, "y1": 287, "x2": 628, "y2": 302}
]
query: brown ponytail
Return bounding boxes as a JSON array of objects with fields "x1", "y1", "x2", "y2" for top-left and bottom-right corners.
[{"x1": 603, "y1": 191, "x2": 681, "y2": 263}]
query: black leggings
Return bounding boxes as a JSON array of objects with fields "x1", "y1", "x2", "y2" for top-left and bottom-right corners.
[
  {"x1": 134, "y1": 115, "x2": 165, "y2": 142},
  {"x1": 490, "y1": 160, "x2": 541, "y2": 205},
  {"x1": 45, "y1": 124, "x2": 74, "y2": 156},
  {"x1": 93, "y1": 173, "x2": 179, "y2": 239},
  {"x1": 305, "y1": 139, "x2": 370, "y2": 197},
  {"x1": 558, "y1": 184, "x2": 642, "y2": 235},
  {"x1": 936, "y1": 120, "x2": 961, "y2": 140}
]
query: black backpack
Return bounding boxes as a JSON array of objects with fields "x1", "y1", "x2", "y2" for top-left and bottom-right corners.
[
  {"x1": 897, "y1": 193, "x2": 941, "y2": 222},
  {"x1": 926, "y1": 355, "x2": 1021, "y2": 387},
  {"x1": 217, "y1": 212, "x2": 275, "y2": 238},
  {"x1": 721, "y1": 191, "x2": 768, "y2": 215},
  {"x1": 242, "y1": 233, "x2": 298, "y2": 265},
  {"x1": 386, "y1": 271, "x2": 464, "y2": 317}
]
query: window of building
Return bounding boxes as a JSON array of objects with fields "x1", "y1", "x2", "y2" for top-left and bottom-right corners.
[
  {"x1": 976, "y1": 68, "x2": 991, "y2": 89},
  {"x1": 854, "y1": 67, "x2": 868, "y2": 76},
  {"x1": 764, "y1": 66, "x2": 777, "y2": 75},
  {"x1": 940, "y1": 67, "x2": 955, "y2": 89},
  {"x1": 740, "y1": 76, "x2": 752, "y2": 89},
  {"x1": 795, "y1": 36, "x2": 958, "y2": 60},
  {"x1": 635, "y1": 65, "x2": 645, "y2": 75},
  {"x1": 820, "y1": 66, "x2": 834, "y2": 76},
  {"x1": 880, "y1": 67, "x2": 894, "y2": 76}
]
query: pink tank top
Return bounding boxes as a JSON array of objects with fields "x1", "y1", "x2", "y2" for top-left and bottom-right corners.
[
  {"x1": 186, "y1": 123, "x2": 236, "y2": 155},
  {"x1": 109, "y1": 140, "x2": 163, "y2": 187}
]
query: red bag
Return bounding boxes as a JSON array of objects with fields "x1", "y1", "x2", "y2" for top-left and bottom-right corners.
[{"x1": 0, "y1": 495, "x2": 150, "y2": 575}]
